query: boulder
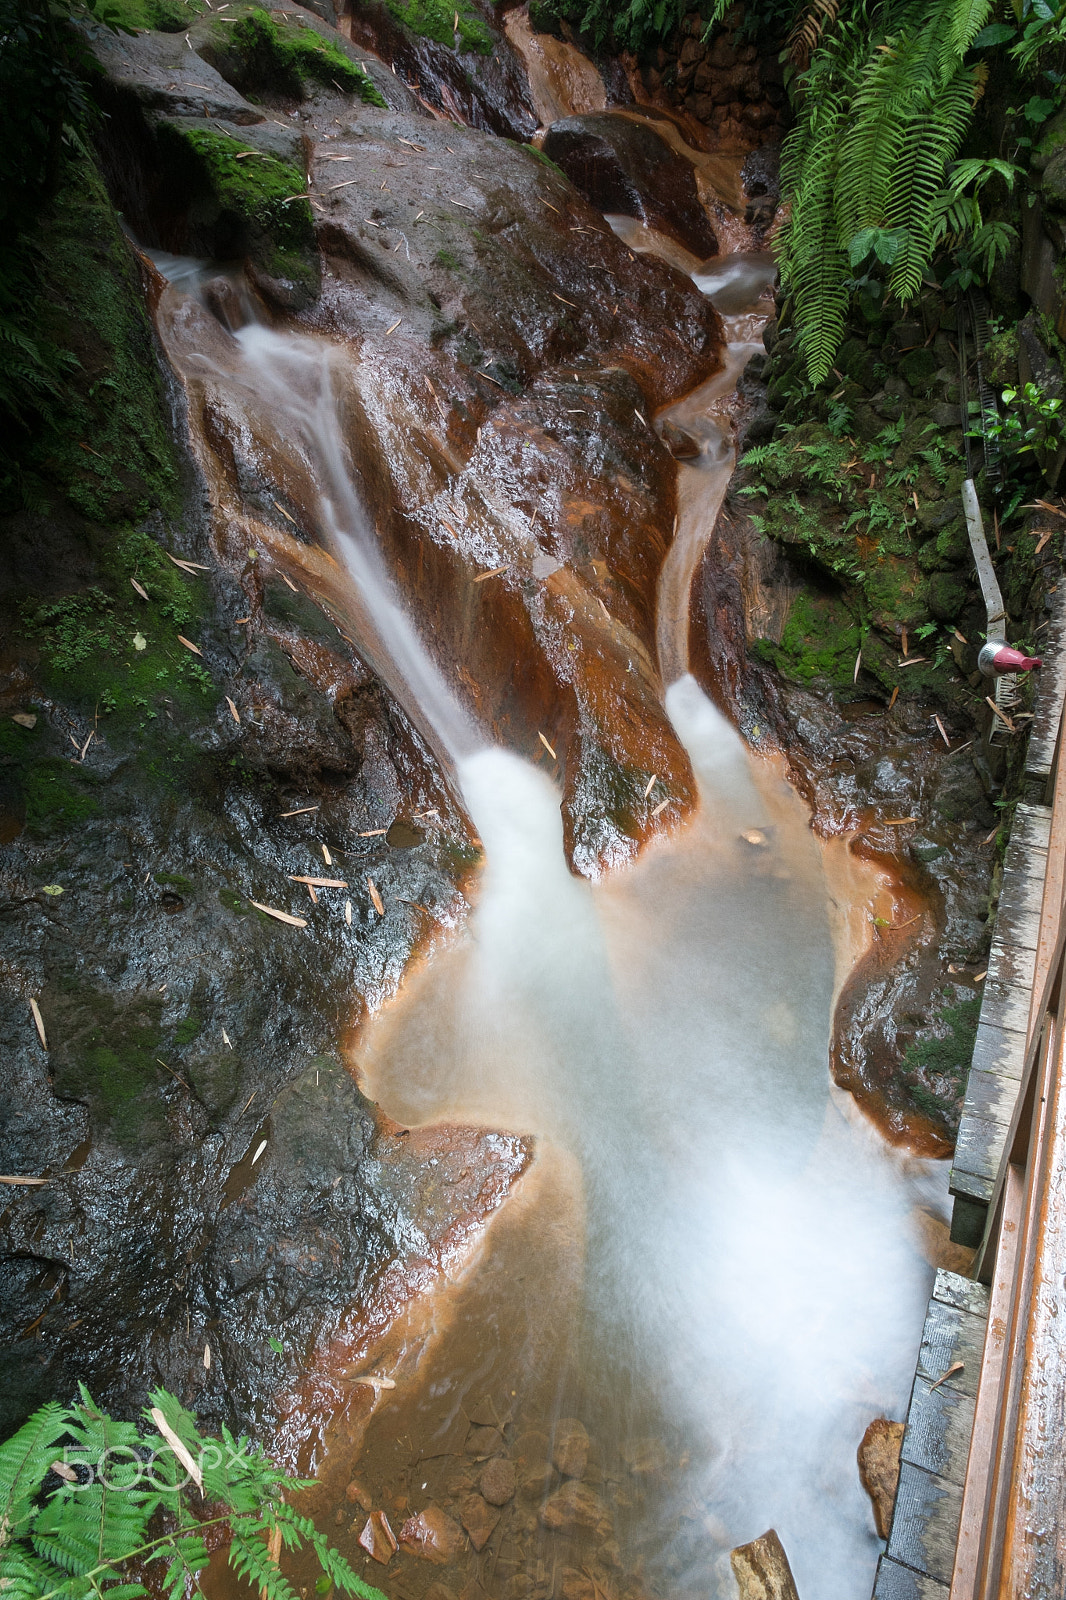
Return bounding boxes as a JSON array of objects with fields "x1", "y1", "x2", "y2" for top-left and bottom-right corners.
[
  {"x1": 858, "y1": 1418, "x2": 905, "y2": 1539},
  {"x1": 398, "y1": 1504, "x2": 467, "y2": 1563},
  {"x1": 480, "y1": 1456, "x2": 517, "y2": 1505},
  {"x1": 730, "y1": 1529, "x2": 801, "y2": 1600},
  {"x1": 542, "y1": 112, "x2": 718, "y2": 257},
  {"x1": 551, "y1": 1417, "x2": 590, "y2": 1479},
  {"x1": 539, "y1": 1481, "x2": 611, "y2": 1536}
]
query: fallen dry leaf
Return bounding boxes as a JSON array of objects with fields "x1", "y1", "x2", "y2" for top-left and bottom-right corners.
[
  {"x1": 358, "y1": 828, "x2": 388, "y2": 836},
  {"x1": 929, "y1": 1360, "x2": 964, "y2": 1391},
  {"x1": 385, "y1": 316, "x2": 402, "y2": 335},
  {"x1": 643, "y1": 773, "x2": 657, "y2": 801},
  {"x1": 367, "y1": 878, "x2": 384, "y2": 915},
  {"x1": 177, "y1": 635, "x2": 203, "y2": 657},
  {"x1": 225, "y1": 696, "x2": 241, "y2": 724},
  {"x1": 322, "y1": 843, "x2": 332, "y2": 866},
  {"x1": 278, "y1": 805, "x2": 319, "y2": 817},
  {"x1": 251, "y1": 1139, "x2": 267, "y2": 1165},
  {"x1": 29, "y1": 998, "x2": 47, "y2": 1049},
  {"x1": 888, "y1": 686, "x2": 899, "y2": 711},
  {"x1": 250, "y1": 900, "x2": 308, "y2": 928},
  {"x1": 12, "y1": 712, "x2": 36, "y2": 729},
  {"x1": 288, "y1": 875, "x2": 349, "y2": 888},
  {"x1": 131, "y1": 578, "x2": 149, "y2": 601},
  {"x1": 651, "y1": 797, "x2": 670, "y2": 818},
  {"x1": 538, "y1": 731, "x2": 557, "y2": 760},
  {"x1": 473, "y1": 565, "x2": 509, "y2": 582},
  {"x1": 345, "y1": 900, "x2": 352, "y2": 925},
  {"x1": 0, "y1": 1174, "x2": 50, "y2": 1186},
  {"x1": 150, "y1": 1408, "x2": 203, "y2": 1488},
  {"x1": 934, "y1": 714, "x2": 950, "y2": 748}
]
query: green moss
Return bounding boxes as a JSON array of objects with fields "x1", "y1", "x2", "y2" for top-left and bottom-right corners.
[
  {"x1": 160, "y1": 124, "x2": 313, "y2": 258},
  {"x1": 96, "y1": 0, "x2": 204, "y2": 30},
  {"x1": 20, "y1": 536, "x2": 214, "y2": 739},
  {"x1": 901, "y1": 994, "x2": 980, "y2": 1129},
  {"x1": 5, "y1": 152, "x2": 180, "y2": 521},
  {"x1": 218, "y1": 886, "x2": 251, "y2": 915},
  {"x1": 50, "y1": 989, "x2": 166, "y2": 1148},
  {"x1": 434, "y1": 247, "x2": 461, "y2": 269},
  {"x1": 383, "y1": 0, "x2": 492, "y2": 54},
  {"x1": 223, "y1": 8, "x2": 387, "y2": 104},
  {"x1": 899, "y1": 347, "x2": 938, "y2": 389},
  {"x1": 173, "y1": 1010, "x2": 202, "y2": 1044},
  {"x1": 154, "y1": 872, "x2": 195, "y2": 892},
  {"x1": 523, "y1": 144, "x2": 566, "y2": 177},
  {"x1": 23, "y1": 763, "x2": 101, "y2": 834},
  {"x1": 751, "y1": 592, "x2": 861, "y2": 688}
]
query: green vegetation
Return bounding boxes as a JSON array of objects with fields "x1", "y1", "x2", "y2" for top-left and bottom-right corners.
[
  {"x1": 224, "y1": 7, "x2": 387, "y2": 103},
  {"x1": 3, "y1": 152, "x2": 180, "y2": 519},
  {"x1": 23, "y1": 763, "x2": 101, "y2": 834},
  {"x1": 751, "y1": 591, "x2": 862, "y2": 687},
  {"x1": 384, "y1": 0, "x2": 492, "y2": 54},
  {"x1": 95, "y1": 0, "x2": 204, "y2": 30},
  {"x1": 162, "y1": 125, "x2": 313, "y2": 255},
  {"x1": 0, "y1": 1385, "x2": 386, "y2": 1600},
  {"x1": 19, "y1": 528, "x2": 214, "y2": 736},
  {"x1": 776, "y1": 0, "x2": 1040, "y2": 382},
  {"x1": 901, "y1": 992, "x2": 981, "y2": 1124}
]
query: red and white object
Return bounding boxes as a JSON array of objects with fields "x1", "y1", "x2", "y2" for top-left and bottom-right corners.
[{"x1": 978, "y1": 641, "x2": 1043, "y2": 676}]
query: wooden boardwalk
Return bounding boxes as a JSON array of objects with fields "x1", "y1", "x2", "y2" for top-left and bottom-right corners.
[{"x1": 871, "y1": 596, "x2": 1066, "y2": 1598}]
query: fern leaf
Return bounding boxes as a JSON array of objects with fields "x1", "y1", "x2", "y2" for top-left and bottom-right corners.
[
  {"x1": 0, "y1": 1403, "x2": 73, "y2": 1540},
  {"x1": 940, "y1": 0, "x2": 991, "y2": 66},
  {"x1": 228, "y1": 1531, "x2": 302, "y2": 1600}
]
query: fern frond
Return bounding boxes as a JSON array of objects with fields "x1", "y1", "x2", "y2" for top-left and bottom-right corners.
[
  {"x1": 885, "y1": 66, "x2": 976, "y2": 299},
  {"x1": 788, "y1": 0, "x2": 840, "y2": 68},
  {"x1": 0, "y1": 1403, "x2": 73, "y2": 1540},
  {"x1": 939, "y1": 0, "x2": 991, "y2": 67},
  {"x1": 228, "y1": 1531, "x2": 302, "y2": 1600}
]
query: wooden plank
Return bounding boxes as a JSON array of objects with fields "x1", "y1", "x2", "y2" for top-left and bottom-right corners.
[
  {"x1": 874, "y1": 1555, "x2": 951, "y2": 1599},
  {"x1": 991, "y1": 891, "x2": 1044, "y2": 960},
  {"x1": 960, "y1": 1068, "x2": 1019, "y2": 1127},
  {"x1": 1023, "y1": 591, "x2": 1066, "y2": 792},
  {"x1": 949, "y1": 1165, "x2": 995, "y2": 1205},
  {"x1": 984, "y1": 935, "x2": 1037, "y2": 993},
  {"x1": 887, "y1": 1463, "x2": 965, "y2": 1585},
  {"x1": 902, "y1": 1377, "x2": 978, "y2": 1482},
  {"x1": 1003, "y1": 802, "x2": 1052, "y2": 858},
  {"x1": 994, "y1": 865, "x2": 1047, "y2": 944},
  {"x1": 996, "y1": 1018, "x2": 1066, "y2": 1598},
  {"x1": 932, "y1": 1271, "x2": 990, "y2": 1319},
  {"x1": 916, "y1": 1301, "x2": 988, "y2": 1399},
  {"x1": 951, "y1": 1113, "x2": 1011, "y2": 1191},
  {"x1": 976, "y1": 978, "x2": 1033, "y2": 1039},
  {"x1": 950, "y1": 1165, "x2": 1024, "y2": 1600},
  {"x1": 969, "y1": 1020, "x2": 1026, "y2": 1083}
]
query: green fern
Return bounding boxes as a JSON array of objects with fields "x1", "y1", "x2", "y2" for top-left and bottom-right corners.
[
  {"x1": 780, "y1": 0, "x2": 1006, "y2": 382},
  {"x1": 0, "y1": 1387, "x2": 388, "y2": 1600}
]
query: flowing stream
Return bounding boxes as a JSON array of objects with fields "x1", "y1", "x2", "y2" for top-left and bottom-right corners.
[{"x1": 156, "y1": 171, "x2": 940, "y2": 1600}]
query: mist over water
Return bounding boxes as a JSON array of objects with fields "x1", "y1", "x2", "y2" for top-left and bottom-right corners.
[{"x1": 364, "y1": 680, "x2": 932, "y2": 1600}]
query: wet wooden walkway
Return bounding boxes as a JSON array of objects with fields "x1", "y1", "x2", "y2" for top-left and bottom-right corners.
[{"x1": 873, "y1": 596, "x2": 1066, "y2": 1599}]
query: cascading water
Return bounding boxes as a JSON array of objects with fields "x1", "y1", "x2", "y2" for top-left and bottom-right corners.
[{"x1": 153, "y1": 222, "x2": 938, "y2": 1600}]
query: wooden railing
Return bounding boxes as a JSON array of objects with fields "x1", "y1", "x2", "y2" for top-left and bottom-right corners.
[{"x1": 950, "y1": 695, "x2": 1066, "y2": 1598}]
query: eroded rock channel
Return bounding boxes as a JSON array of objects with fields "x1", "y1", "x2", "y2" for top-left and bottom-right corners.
[{"x1": 0, "y1": 4, "x2": 1015, "y2": 1598}]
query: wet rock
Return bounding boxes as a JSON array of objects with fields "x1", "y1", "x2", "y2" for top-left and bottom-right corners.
[
  {"x1": 467, "y1": 1423, "x2": 507, "y2": 1456},
  {"x1": 519, "y1": 1463, "x2": 556, "y2": 1500},
  {"x1": 346, "y1": 1478, "x2": 373, "y2": 1508},
  {"x1": 459, "y1": 1491, "x2": 501, "y2": 1551},
  {"x1": 659, "y1": 420, "x2": 702, "y2": 459},
  {"x1": 358, "y1": 1510, "x2": 398, "y2": 1563},
  {"x1": 551, "y1": 1417, "x2": 590, "y2": 1479},
  {"x1": 539, "y1": 1481, "x2": 611, "y2": 1535},
  {"x1": 399, "y1": 1504, "x2": 467, "y2": 1563},
  {"x1": 730, "y1": 1529, "x2": 800, "y2": 1600},
  {"x1": 857, "y1": 1418, "x2": 905, "y2": 1539},
  {"x1": 621, "y1": 1436, "x2": 668, "y2": 1474},
  {"x1": 343, "y1": 0, "x2": 538, "y2": 140},
  {"x1": 480, "y1": 1456, "x2": 517, "y2": 1504},
  {"x1": 557, "y1": 1572, "x2": 596, "y2": 1600},
  {"x1": 542, "y1": 112, "x2": 718, "y2": 257}
]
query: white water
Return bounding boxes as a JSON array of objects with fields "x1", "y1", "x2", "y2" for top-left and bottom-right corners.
[{"x1": 155, "y1": 239, "x2": 936, "y2": 1598}]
